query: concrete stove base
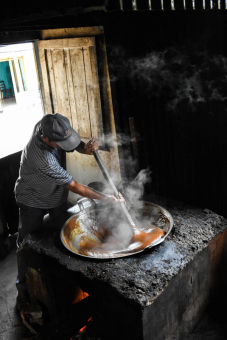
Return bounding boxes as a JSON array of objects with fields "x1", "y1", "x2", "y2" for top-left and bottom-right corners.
[{"x1": 20, "y1": 197, "x2": 227, "y2": 340}]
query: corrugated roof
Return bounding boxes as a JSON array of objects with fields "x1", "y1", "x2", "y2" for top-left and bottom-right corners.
[
  {"x1": 106, "y1": 0, "x2": 227, "y2": 11},
  {"x1": 0, "y1": 0, "x2": 225, "y2": 32}
]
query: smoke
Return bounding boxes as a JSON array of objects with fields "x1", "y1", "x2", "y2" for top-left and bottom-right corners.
[
  {"x1": 104, "y1": 132, "x2": 134, "y2": 148},
  {"x1": 101, "y1": 132, "x2": 140, "y2": 185},
  {"x1": 101, "y1": 131, "x2": 152, "y2": 205},
  {"x1": 78, "y1": 154, "x2": 157, "y2": 255},
  {"x1": 84, "y1": 167, "x2": 155, "y2": 253},
  {"x1": 124, "y1": 168, "x2": 152, "y2": 205},
  {"x1": 89, "y1": 168, "x2": 154, "y2": 251},
  {"x1": 109, "y1": 45, "x2": 227, "y2": 112},
  {"x1": 104, "y1": 130, "x2": 141, "y2": 151},
  {"x1": 131, "y1": 49, "x2": 227, "y2": 111}
]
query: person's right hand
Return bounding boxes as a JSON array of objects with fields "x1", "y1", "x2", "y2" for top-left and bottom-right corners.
[
  {"x1": 85, "y1": 137, "x2": 99, "y2": 155},
  {"x1": 108, "y1": 192, "x2": 125, "y2": 204}
]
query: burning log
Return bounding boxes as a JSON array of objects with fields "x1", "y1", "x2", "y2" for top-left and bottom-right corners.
[{"x1": 29, "y1": 296, "x2": 94, "y2": 340}]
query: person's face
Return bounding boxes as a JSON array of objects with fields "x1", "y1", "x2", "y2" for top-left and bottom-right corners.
[{"x1": 42, "y1": 136, "x2": 60, "y2": 149}]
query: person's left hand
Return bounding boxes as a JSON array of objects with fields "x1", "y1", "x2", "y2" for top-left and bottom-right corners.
[{"x1": 85, "y1": 137, "x2": 99, "y2": 155}]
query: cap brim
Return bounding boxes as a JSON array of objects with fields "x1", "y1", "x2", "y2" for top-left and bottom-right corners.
[{"x1": 55, "y1": 129, "x2": 81, "y2": 151}]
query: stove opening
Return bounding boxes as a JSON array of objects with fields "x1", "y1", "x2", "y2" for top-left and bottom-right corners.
[
  {"x1": 71, "y1": 287, "x2": 92, "y2": 337},
  {"x1": 47, "y1": 272, "x2": 95, "y2": 338}
]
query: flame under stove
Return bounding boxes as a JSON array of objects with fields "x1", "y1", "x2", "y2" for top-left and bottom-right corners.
[{"x1": 24, "y1": 197, "x2": 227, "y2": 340}]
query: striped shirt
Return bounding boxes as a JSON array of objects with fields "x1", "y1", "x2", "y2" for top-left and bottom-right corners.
[{"x1": 14, "y1": 121, "x2": 73, "y2": 209}]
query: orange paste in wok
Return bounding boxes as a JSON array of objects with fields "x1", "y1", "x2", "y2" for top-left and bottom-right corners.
[{"x1": 78, "y1": 223, "x2": 165, "y2": 257}]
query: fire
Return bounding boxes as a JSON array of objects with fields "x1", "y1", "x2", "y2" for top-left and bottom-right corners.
[
  {"x1": 70, "y1": 287, "x2": 92, "y2": 338},
  {"x1": 72, "y1": 288, "x2": 89, "y2": 305},
  {"x1": 78, "y1": 317, "x2": 92, "y2": 333}
]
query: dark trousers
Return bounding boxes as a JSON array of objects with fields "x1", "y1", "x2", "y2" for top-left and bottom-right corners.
[{"x1": 16, "y1": 200, "x2": 67, "y2": 293}]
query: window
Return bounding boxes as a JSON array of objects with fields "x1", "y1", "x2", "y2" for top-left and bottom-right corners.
[
  {"x1": 11, "y1": 60, "x2": 20, "y2": 92},
  {"x1": 18, "y1": 57, "x2": 27, "y2": 91}
]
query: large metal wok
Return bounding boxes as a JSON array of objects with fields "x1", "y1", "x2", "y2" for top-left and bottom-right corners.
[{"x1": 60, "y1": 199, "x2": 173, "y2": 259}]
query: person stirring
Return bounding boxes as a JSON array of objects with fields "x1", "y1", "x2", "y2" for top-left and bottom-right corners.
[{"x1": 14, "y1": 113, "x2": 124, "y2": 311}]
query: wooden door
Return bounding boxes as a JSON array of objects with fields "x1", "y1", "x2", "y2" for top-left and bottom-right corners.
[{"x1": 38, "y1": 37, "x2": 104, "y2": 142}]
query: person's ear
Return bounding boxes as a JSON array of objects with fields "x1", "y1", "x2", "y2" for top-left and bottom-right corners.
[{"x1": 42, "y1": 136, "x2": 49, "y2": 143}]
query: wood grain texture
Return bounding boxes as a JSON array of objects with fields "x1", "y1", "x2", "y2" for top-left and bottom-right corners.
[
  {"x1": 41, "y1": 27, "x2": 104, "y2": 40},
  {"x1": 38, "y1": 37, "x2": 95, "y2": 49},
  {"x1": 70, "y1": 47, "x2": 91, "y2": 138},
  {"x1": 84, "y1": 46, "x2": 104, "y2": 141},
  {"x1": 46, "y1": 49, "x2": 58, "y2": 113},
  {"x1": 38, "y1": 45, "x2": 53, "y2": 114},
  {"x1": 64, "y1": 49, "x2": 79, "y2": 131},
  {"x1": 51, "y1": 49, "x2": 71, "y2": 123},
  {"x1": 38, "y1": 37, "x2": 106, "y2": 142}
]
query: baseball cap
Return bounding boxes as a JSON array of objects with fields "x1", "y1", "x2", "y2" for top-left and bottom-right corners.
[{"x1": 41, "y1": 113, "x2": 81, "y2": 151}]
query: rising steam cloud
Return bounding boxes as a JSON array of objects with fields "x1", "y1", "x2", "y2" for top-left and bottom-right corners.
[
  {"x1": 92, "y1": 168, "x2": 154, "y2": 250},
  {"x1": 124, "y1": 168, "x2": 152, "y2": 205},
  {"x1": 109, "y1": 46, "x2": 227, "y2": 111}
]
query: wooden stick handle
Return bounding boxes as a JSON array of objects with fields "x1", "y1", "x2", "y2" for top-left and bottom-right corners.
[
  {"x1": 93, "y1": 150, "x2": 118, "y2": 196},
  {"x1": 93, "y1": 150, "x2": 136, "y2": 230}
]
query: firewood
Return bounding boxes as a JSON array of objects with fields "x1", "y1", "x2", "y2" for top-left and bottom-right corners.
[{"x1": 30, "y1": 296, "x2": 93, "y2": 340}]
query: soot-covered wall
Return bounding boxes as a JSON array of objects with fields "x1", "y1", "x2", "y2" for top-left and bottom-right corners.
[{"x1": 102, "y1": 10, "x2": 227, "y2": 217}]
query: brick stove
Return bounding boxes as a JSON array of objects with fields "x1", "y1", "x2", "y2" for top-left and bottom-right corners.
[{"x1": 20, "y1": 196, "x2": 227, "y2": 340}]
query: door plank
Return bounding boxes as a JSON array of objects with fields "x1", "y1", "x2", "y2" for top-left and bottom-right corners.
[
  {"x1": 38, "y1": 47, "x2": 53, "y2": 114},
  {"x1": 63, "y1": 49, "x2": 79, "y2": 132},
  {"x1": 70, "y1": 48, "x2": 91, "y2": 138},
  {"x1": 46, "y1": 49, "x2": 59, "y2": 113},
  {"x1": 51, "y1": 49, "x2": 72, "y2": 123},
  {"x1": 83, "y1": 46, "x2": 104, "y2": 141}
]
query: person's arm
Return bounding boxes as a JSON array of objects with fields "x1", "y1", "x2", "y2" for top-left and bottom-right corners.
[
  {"x1": 75, "y1": 137, "x2": 98, "y2": 155},
  {"x1": 66, "y1": 180, "x2": 124, "y2": 203}
]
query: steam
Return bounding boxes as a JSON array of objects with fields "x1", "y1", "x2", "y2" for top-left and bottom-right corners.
[
  {"x1": 77, "y1": 160, "x2": 159, "y2": 256},
  {"x1": 123, "y1": 168, "x2": 158, "y2": 229},
  {"x1": 104, "y1": 168, "x2": 154, "y2": 238},
  {"x1": 86, "y1": 167, "x2": 155, "y2": 252},
  {"x1": 104, "y1": 131, "x2": 140, "y2": 148},
  {"x1": 101, "y1": 132, "x2": 153, "y2": 228},
  {"x1": 109, "y1": 46, "x2": 227, "y2": 112},
  {"x1": 124, "y1": 168, "x2": 152, "y2": 205},
  {"x1": 101, "y1": 132, "x2": 139, "y2": 185}
]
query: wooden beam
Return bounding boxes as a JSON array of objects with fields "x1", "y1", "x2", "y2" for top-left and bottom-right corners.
[
  {"x1": 38, "y1": 37, "x2": 95, "y2": 49},
  {"x1": 41, "y1": 26, "x2": 104, "y2": 40}
]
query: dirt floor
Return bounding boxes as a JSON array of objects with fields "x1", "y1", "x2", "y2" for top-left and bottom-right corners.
[
  {"x1": 0, "y1": 235, "x2": 31, "y2": 340},
  {"x1": 0, "y1": 234, "x2": 226, "y2": 340},
  {"x1": 185, "y1": 295, "x2": 227, "y2": 340}
]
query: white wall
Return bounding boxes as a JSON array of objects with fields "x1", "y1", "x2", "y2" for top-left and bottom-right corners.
[{"x1": 0, "y1": 43, "x2": 44, "y2": 158}]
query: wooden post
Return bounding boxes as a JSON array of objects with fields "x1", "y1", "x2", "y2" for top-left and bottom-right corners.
[{"x1": 129, "y1": 117, "x2": 139, "y2": 160}]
